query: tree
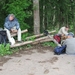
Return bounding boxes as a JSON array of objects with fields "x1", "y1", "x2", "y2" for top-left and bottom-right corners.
[
  {"x1": 33, "y1": 0, "x2": 40, "y2": 34},
  {"x1": 0, "y1": 0, "x2": 75, "y2": 34},
  {"x1": 40, "y1": 0, "x2": 75, "y2": 31}
]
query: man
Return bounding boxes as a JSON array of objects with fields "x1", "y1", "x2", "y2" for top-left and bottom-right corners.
[
  {"x1": 62, "y1": 32, "x2": 75, "y2": 55},
  {"x1": 4, "y1": 14, "x2": 21, "y2": 45},
  {"x1": 58, "y1": 26, "x2": 69, "y2": 36}
]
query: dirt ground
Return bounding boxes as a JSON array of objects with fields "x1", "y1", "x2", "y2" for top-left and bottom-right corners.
[{"x1": 0, "y1": 44, "x2": 75, "y2": 75}]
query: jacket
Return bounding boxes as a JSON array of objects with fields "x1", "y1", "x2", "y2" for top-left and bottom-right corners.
[
  {"x1": 58, "y1": 27, "x2": 68, "y2": 35},
  {"x1": 4, "y1": 15, "x2": 20, "y2": 30},
  {"x1": 63, "y1": 37, "x2": 75, "y2": 55}
]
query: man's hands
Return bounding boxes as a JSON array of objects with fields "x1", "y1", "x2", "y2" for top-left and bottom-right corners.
[{"x1": 10, "y1": 29, "x2": 18, "y2": 33}]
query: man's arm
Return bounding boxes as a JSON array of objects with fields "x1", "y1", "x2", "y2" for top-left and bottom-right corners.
[
  {"x1": 61, "y1": 27, "x2": 68, "y2": 35},
  {"x1": 15, "y1": 20, "x2": 20, "y2": 30},
  {"x1": 4, "y1": 22, "x2": 10, "y2": 30},
  {"x1": 62, "y1": 40, "x2": 67, "y2": 46}
]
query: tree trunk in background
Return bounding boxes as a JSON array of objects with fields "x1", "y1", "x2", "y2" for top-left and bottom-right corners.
[
  {"x1": 73, "y1": 1, "x2": 75, "y2": 35},
  {"x1": 42, "y1": 5, "x2": 45, "y2": 30},
  {"x1": 40, "y1": 0, "x2": 43, "y2": 32},
  {"x1": 33, "y1": 0, "x2": 40, "y2": 34},
  {"x1": 44, "y1": 4, "x2": 47, "y2": 30}
]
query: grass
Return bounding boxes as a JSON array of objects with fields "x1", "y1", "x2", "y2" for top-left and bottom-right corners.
[
  {"x1": 42, "y1": 41, "x2": 57, "y2": 47},
  {"x1": 0, "y1": 44, "x2": 12, "y2": 56}
]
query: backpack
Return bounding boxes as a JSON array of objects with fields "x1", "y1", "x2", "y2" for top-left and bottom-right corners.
[
  {"x1": 53, "y1": 35, "x2": 61, "y2": 43},
  {"x1": 0, "y1": 30, "x2": 8, "y2": 45},
  {"x1": 54, "y1": 45, "x2": 66, "y2": 55},
  {"x1": 44, "y1": 30, "x2": 49, "y2": 36}
]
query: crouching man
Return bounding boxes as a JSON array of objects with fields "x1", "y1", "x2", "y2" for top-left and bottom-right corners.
[
  {"x1": 62, "y1": 33, "x2": 75, "y2": 55},
  {"x1": 4, "y1": 14, "x2": 21, "y2": 45}
]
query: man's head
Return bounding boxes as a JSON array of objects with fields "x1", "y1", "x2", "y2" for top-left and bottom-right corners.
[
  {"x1": 67, "y1": 32, "x2": 74, "y2": 38},
  {"x1": 8, "y1": 14, "x2": 15, "y2": 21},
  {"x1": 65, "y1": 25, "x2": 69, "y2": 31}
]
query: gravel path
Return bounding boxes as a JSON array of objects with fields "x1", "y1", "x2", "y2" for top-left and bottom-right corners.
[{"x1": 0, "y1": 46, "x2": 75, "y2": 75}]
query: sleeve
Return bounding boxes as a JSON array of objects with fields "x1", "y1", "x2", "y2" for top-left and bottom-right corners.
[
  {"x1": 61, "y1": 27, "x2": 68, "y2": 35},
  {"x1": 62, "y1": 40, "x2": 66, "y2": 46},
  {"x1": 15, "y1": 21, "x2": 20, "y2": 30},
  {"x1": 4, "y1": 22, "x2": 10, "y2": 30}
]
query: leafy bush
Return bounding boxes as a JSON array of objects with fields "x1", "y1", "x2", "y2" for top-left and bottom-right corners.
[
  {"x1": 6, "y1": 0, "x2": 31, "y2": 30},
  {"x1": 28, "y1": 36, "x2": 36, "y2": 41},
  {"x1": 0, "y1": 44, "x2": 12, "y2": 56},
  {"x1": 22, "y1": 33, "x2": 30, "y2": 41}
]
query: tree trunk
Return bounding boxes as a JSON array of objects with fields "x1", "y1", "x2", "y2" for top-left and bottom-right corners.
[{"x1": 33, "y1": 0, "x2": 40, "y2": 34}]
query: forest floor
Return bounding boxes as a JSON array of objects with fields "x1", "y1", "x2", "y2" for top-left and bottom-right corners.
[{"x1": 0, "y1": 44, "x2": 75, "y2": 75}]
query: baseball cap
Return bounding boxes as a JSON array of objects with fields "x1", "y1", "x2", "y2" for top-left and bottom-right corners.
[{"x1": 68, "y1": 32, "x2": 74, "y2": 37}]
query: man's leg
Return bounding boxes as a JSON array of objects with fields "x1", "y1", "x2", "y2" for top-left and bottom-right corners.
[
  {"x1": 4, "y1": 28, "x2": 15, "y2": 45},
  {"x1": 17, "y1": 28, "x2": 21, "y2": 41},
  {"x1": 4, "y1": 28, "x2": 12, "y2": 42}
]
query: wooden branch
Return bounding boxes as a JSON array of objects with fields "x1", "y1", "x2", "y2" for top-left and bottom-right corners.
[
  {"x1": 10, "y1": 41, "x2": 33, "y2": 48},
  {"x1": 32, "y1": 38, "x2": 53, "y2": 44},
  {"x1": 10, "y1": 29, "x2": 57, "y2": 48},
  {"x1": 26, "y1": 30, "x2": 56, "y2": 40},
  {"x1": 10, "y1": 36, "x2": 53, "y2": 48},
  {"x1": 11, "y1": 29, "x2": 28, "y2": 37}
]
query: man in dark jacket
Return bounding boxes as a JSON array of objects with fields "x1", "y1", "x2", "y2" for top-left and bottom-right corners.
[{"x1": 4, "y1": 14, "x2": 21, "y2": 45}]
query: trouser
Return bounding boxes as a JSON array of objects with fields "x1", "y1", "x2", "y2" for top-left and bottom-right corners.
[{"x1": 4, "y1": 28, "x2": 21, "y2": 45}]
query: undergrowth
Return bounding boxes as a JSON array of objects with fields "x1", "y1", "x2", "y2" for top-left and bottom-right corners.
[
  {"x1": 0, "y1": 33, "x2": 57, "y2": 56},
  {"x1": 0, "y1": 44, "x2": 12, "y2": 56},
  {"x1": 41, "y1": 41, "x2": 57, "y2": 47}
]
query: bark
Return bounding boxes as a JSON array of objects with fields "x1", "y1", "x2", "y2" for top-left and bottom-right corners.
[
  {"x1": 10, "y1": 33, "x2": 61, "y2": 48},
  {"x1": 10, "y1": 36, "x2": 51, "y2": 48},
  {"x1": 33, "y1": 0, "x2": 40, "y2": 34},
  {"x1": 26, "y1": 30, "x2": 56, "y2": 40}
]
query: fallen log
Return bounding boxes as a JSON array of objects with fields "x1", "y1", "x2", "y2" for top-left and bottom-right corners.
[
  {"x1": 10, "y1": 36, "x2": 53, "y2": 48},
  {"x1": 32, "y1": 38, "x2": 53, "y2": 44},
  {"x1": 32, "y1": 34, "x2": 61, "y2": 46},
  {"x1": 10, "y1": 32, "x2": 61, "y2": 48},
  {"x1": 10, "y1": 30, "x2": 58, "y2": 48},
  {"x1": 10, "y1": 41, "x2": 33, "y2": 48},
  {"x1": 11, "y1": 29, "x2": 28, "y2": 37},
  {"x1": 26, "y1": 30, "x2": 56, "y2": 40}
]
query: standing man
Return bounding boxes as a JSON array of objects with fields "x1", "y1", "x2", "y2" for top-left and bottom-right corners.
[{"x1": 4, "y1": 14, "x2": 21, "y2": 45}]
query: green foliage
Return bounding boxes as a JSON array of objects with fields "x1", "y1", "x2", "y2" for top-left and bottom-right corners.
[
  {"x1": 0, "y1": 44, "x2": 12, "y2": 56},
  {"x1": 22, "y1": 33, "x2": 30, "y2": 41},
  {"x1": 40, "y1": 0, "x2": 75, "y2": 32},
  {"x1": 6, "y1": 0, "x2": 31, "y2": 30},
  {"x1": 0, "y1": 0, "x2": 75, "y2": 34},
  {"x1": 28, "y1": 36, "x2": 36, "y2": 41},
  {"x1": 42, "y1": 41, "x2": 57, "y2": 47},
  {"x1": 25, "y1": 44, "x2": 32, "y2": 49},
  {"x1": 22, "y1": 33, "x2": 36, "y2": 41}
]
